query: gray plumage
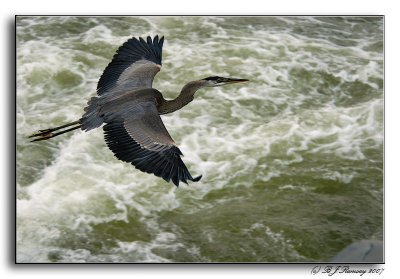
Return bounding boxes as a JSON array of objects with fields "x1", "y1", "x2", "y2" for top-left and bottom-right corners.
[{"x1": 29, "y1": 35, "x2": 248, "y2": 186}]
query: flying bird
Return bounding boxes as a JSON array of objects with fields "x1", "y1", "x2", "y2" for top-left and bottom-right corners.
[{"x1": 29, "y1": 35, "x2": 248, "y2": 186}]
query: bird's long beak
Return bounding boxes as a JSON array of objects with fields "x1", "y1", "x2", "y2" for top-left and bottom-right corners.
[
  {"x1": 226, "y1": 78, "x2": 249, "y2": 84},
  {"x1": 208, "y1": 76, "x2": 250, "y2": 87}
]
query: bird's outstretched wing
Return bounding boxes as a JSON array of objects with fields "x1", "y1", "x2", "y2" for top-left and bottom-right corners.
[
  {"x1": 103, "y1": 101, "x2": 201, "y2": 187},
  {"x1": 97, "y1": 35, "x2": 164, "y2": 96}
]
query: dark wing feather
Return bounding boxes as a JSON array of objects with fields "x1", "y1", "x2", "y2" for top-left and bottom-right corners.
[
  {"x1": 102, "y1": 101, "x2": 201, "y2": 187},
  {"x1": 97, "y1": 35, "x2": 164, "y2": 96}
]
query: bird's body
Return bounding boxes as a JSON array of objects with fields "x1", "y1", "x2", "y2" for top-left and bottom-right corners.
[{"x1": 29, "y1": 35, "x2": 248, "y2": 186}]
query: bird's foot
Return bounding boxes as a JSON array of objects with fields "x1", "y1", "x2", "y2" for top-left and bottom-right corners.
[{"x1": 28, "y1": 129, "x2": 55, "y2": 142}]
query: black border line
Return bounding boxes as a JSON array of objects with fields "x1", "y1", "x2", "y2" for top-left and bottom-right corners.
[{"x1": 13, "y1": 15, "x2": 385, "y2": 266}]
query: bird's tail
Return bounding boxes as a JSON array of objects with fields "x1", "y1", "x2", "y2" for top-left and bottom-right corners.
[{"x1": 28, "y1": 120, "x2": 82, "y2": 142}]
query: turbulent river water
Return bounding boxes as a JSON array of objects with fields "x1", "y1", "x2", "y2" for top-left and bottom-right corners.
[{"x1": 16, "y1": 16, "x2": 383, "y2": 263}]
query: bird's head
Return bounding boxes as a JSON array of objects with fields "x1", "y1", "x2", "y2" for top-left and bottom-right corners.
[{"x1": 202, "y1": 76, "x2": 249, "y2": 87}]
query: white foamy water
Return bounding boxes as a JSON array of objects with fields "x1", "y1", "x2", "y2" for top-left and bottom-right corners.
[{"x1": 17, "y1": 16, "x2": 383, "y2": 262}]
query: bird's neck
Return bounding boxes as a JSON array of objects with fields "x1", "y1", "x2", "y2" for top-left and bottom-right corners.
[{"x1": 158, "y1": 80, "x2": 207, "y2": 114}]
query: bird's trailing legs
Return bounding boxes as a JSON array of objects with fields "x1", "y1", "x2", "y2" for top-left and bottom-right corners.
[{"x1": 28, "y1": 120, "x2": 81, "y2": 142}]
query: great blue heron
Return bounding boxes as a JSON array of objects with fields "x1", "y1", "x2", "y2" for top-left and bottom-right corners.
[{"x1": 29, "y1": 35, "x2": 248, "y2": 186}]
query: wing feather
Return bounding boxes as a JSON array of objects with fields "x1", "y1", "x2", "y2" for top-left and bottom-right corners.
[
  {"x1": 97, "y1": 35, "x2": 163, "y2": 96},
  {"x1": 102, "y1": 101, "x2": 201, "y2": 186}
]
